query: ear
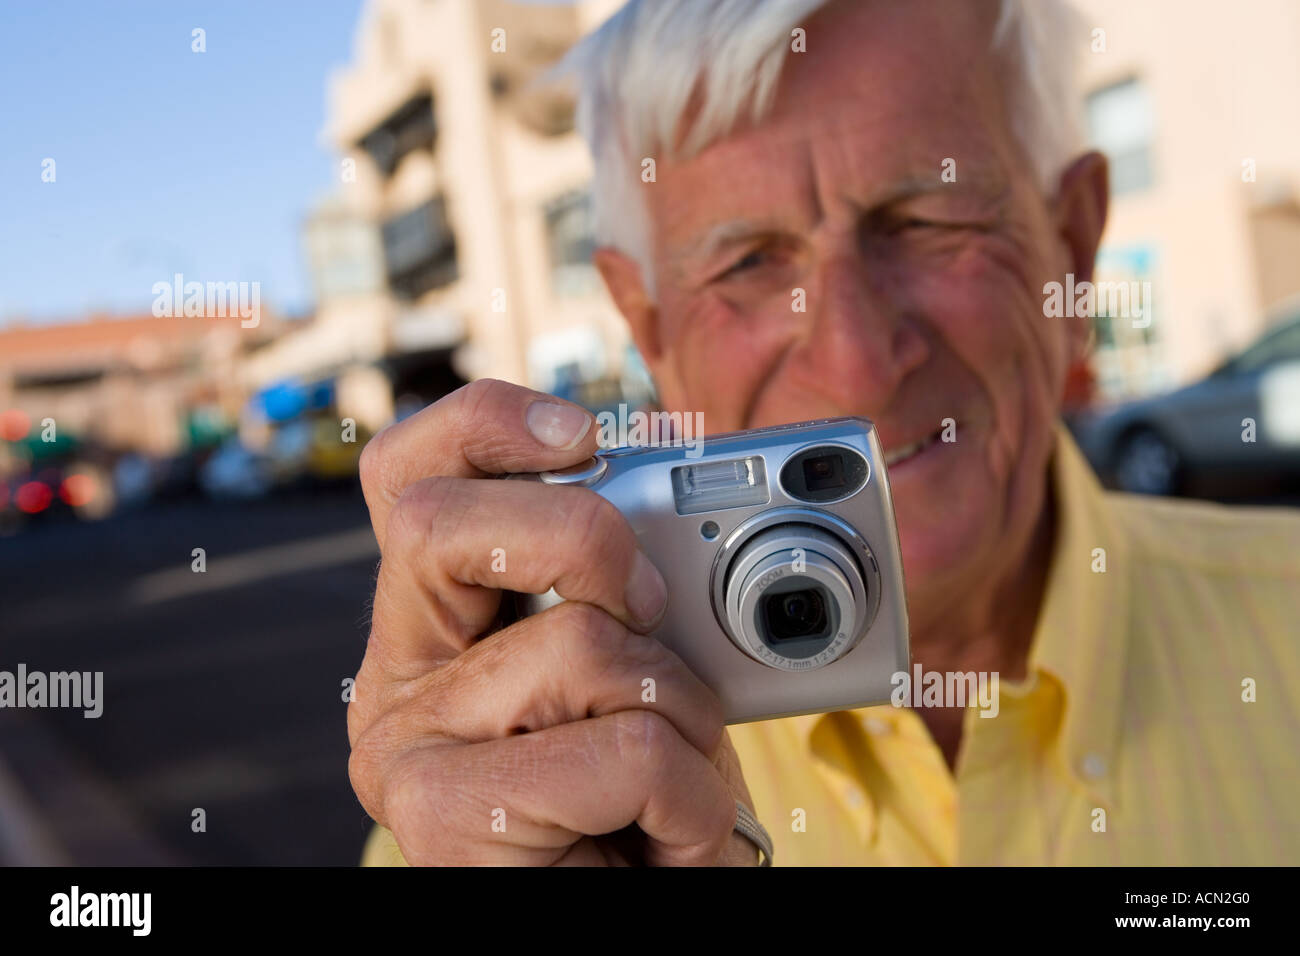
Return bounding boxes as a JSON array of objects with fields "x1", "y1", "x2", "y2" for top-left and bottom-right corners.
[
  {"x1": 594, "y1": 246, "x2": 694, "y2": 412},
  {"x1": 593, "y1": 246, "x2": 661, "y2": 360},
  {"x1": 1052, "y1": 151, "x2": 1110, "y2": 360}
]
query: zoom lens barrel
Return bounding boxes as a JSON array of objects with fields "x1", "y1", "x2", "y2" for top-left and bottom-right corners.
[{"x1": 721, "y1": 524, "x2": 868, "y2": 670}]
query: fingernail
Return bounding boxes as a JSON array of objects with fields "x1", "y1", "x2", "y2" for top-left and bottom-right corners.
[
  {"x1": 526, "y1": 401, "x2": 592, "y2": 449},
  {"x1": 626, "y1": 550, "x2": 668, "y2": 628}
]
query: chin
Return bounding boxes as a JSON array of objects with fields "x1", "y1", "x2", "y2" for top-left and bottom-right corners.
[{"x1": 890, "y1": 481, "x2": 997, "y2": 607}]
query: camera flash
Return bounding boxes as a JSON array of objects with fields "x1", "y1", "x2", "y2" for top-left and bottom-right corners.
[{"x1": 672, "y1": 456, "x2": 769, "y2": 515}]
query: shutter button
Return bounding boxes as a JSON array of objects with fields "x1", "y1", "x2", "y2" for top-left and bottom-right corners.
[{"x1": 539, "y1": 457, "x2": 608, "y2": 487}]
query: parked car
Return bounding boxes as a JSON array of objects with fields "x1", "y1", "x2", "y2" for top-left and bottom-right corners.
[
  {"x1": 1076, "y1": 313, "x2": 1300, "y2": 496},
  {"x1": 266, "y1": 418, "x2": 315, "y2": 487},
  {"x1": 198, "y1": 439, "x2": 274, "y2": 500},
  {"x1": 305, "y1": 416, "x2": 369, "y2": 483}
]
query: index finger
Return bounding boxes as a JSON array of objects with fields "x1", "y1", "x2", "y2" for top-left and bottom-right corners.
[{"x1": 359, "y1": 378, "x2": 599, "y2": 549}]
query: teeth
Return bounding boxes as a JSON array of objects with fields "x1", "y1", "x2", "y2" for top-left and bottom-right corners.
[
  {"x1": 885, "y1": 440, "x2": 923, "y2": 466},
  {"x1": 885, "y1": 431, "x2": 940, "y2": 467}
]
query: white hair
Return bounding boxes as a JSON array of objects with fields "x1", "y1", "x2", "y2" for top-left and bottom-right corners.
[{"x1": 552, "y1": 0, "x2": 1088, "y2": 294}]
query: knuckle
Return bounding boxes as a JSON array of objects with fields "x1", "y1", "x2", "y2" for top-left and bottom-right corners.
[
  {"x1": 570, "y1": 488, "x2": 625, "y2": 542},
  {"x1": 382, "y1": 749, "x2": 490, "y2": 867},
  {"x1": 455, "y1": 378, "x2": 511, "y2": 434},
  {"x1": 347, "y1": 723, "x2": 392, "y2": 821},
  {"x1": 457, "y1": 378, "x2": 533, "y2": 470},
  {"x1": 381, "y1": 755, "x2": 448, "y2": 858},
  {"x1": 351, "y1": 712, "x2": 449, "y2": 821},
  {"x1": 610, "y1": 707, "x2": 677, "y2": 768},
  {"x1": 347, "y1": 671, "x2": 453, "y2": 819},
  {"x1": 550, "y1": 601, "x2": 629, "y2": 673},
  {"x1": 561, "y1": 490, "x2": 632, "y2": 580},
  {"x1": 387, "y1": 476, "x2": 457, "y2": 556}
]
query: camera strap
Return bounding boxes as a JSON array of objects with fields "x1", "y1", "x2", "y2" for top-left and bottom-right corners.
[{"x1": 734, "y1": 801, "x2": 774, "y2": 867}]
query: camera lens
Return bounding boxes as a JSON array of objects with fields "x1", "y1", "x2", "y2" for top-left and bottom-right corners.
[
  {"x1": 719, "y1": 522, "x2": 870, "y2": 670},
  {"x1": 763, "y1": 588, "x2": 830, "y2": 641}
]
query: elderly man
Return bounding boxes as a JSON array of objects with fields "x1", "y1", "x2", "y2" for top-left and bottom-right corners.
[{"x1": 349, "y1": 0, "x2": 1300, "y2": 865}]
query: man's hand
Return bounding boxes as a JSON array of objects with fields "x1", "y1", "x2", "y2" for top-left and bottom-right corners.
[{"x1": 347, "y1": 379, "x2": 759, "y2": 865}]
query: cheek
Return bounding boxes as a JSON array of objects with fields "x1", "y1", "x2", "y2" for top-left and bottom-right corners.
[
  {"x1": 660, "y1": 292, "x2": 796, "y2": 430},
  {"x1": 904, "y1": 241, "x2": 1066, "y2": 477}
]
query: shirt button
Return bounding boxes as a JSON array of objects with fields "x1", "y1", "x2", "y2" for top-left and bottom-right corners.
[
  {"x1": 845, "y1": 787, "x2": 865, "y2": 807},
  {"x1": 1080, "y1": 753, "x2": 1106, "y2": 779}
]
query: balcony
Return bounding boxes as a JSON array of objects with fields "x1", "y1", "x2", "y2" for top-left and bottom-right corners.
[
  {"x1": 358, "y1": 91, "x2": 436, "y2": 177},
  {"x1": 381, "y1": 197, "x2": 458, "y2": 300}
]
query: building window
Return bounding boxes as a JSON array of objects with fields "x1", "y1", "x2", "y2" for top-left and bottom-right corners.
[
  {"x1": 1086, "y1": 78, "x2": 1155, "y2": 196},
  {"x1": 1089, "y1": 243, "x2": 1168, "y2": 399},
  {"x1": 382, "y1": 197, "x2": 458, "y2": 300},
  {"x1": 305, "y1": 213, "x2": 385, "y2": 303},
  {"x1": 359, "y1": 92, "x2": 436, "y2": 178},
  {"x1": 544, "y1": 189, "x2": 599, "y2": 297}
]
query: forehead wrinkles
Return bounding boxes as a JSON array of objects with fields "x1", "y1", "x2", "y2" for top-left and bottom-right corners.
[
  {"x1": 774, "y1": 0, "x2": 1001, "y2": 109},
  {"x1": 655, "y1": 102, "x2": 1005, "y2": 270},
  {"x1": 651, "y1": 1, "x2": 1014, "y2": 265},
  {"x1": 653, "y1": 126, "x2": 820, "y2": 264},
  {"x1": 766, "y1": 0, "x2": 1012, "y2": 191}
]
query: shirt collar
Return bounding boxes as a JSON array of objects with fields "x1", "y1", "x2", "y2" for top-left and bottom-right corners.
[{"x1": 790, "y1": 422, "x2": 1129, "y2": 809}]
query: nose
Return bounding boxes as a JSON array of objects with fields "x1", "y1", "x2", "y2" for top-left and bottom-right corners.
[{"x1": 792, "y1": 244, "x2": 929, "y2": 413}]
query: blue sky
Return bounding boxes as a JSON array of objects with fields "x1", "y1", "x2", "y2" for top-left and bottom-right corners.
[{"x1": 0, "y1": 0, "x2": 366, "y2": 324}]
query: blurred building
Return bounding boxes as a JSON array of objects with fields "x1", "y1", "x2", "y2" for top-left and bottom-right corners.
[
  {"x1": 313, "y1": 0, "x2": 634, "y2": 406},
  {"x1": 1075, "y1": 0, "x2": 1300, "y2": 400},
  {"x1": 0, "y1": 312, "x2": 278, "y2": 459}
]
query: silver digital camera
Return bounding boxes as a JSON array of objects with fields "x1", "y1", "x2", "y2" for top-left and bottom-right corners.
[{"x1": 515, "y1": 417, "x2": 910, "y2": 724}]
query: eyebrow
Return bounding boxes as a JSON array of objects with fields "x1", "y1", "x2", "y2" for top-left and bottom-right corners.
[
  {"x1": 672, "y1": 218, "x2": 785, "y2": 265},
  {"x1": 671, "y1": 173, "x2": 1006, "y2": 266}
]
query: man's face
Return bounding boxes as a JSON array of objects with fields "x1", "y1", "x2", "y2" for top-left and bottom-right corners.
[{"x1": 617, "y1": 0, "x2": 1097, "y2": 629}]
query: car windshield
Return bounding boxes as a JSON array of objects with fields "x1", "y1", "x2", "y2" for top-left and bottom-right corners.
[{"x1": 1229, "y1": 317, "x2": 1300, "y2": 375}]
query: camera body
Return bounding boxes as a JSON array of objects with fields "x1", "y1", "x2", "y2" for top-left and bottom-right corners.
[{"x1": 516, "y1": 417, "x2": 910, "y2": 724}]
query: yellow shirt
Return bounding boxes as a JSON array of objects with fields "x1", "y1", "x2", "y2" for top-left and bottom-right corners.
[{"x1": 362, "y1": 424, "x2": 1300, "y2": 866}]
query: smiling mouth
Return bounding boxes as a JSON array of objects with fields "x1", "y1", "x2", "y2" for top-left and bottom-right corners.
[{"x1": 883, "y1": 426, "x2": 949, "y2": 467}]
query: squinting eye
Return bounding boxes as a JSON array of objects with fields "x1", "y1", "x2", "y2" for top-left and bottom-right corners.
[{"x1": 724, "y1": 249, "x2": 766, "y2": 275}]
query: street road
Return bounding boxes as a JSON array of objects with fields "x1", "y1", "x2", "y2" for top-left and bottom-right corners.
[{"x1": 0, "y1": 488, "x2": 379, "y2": 865}]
